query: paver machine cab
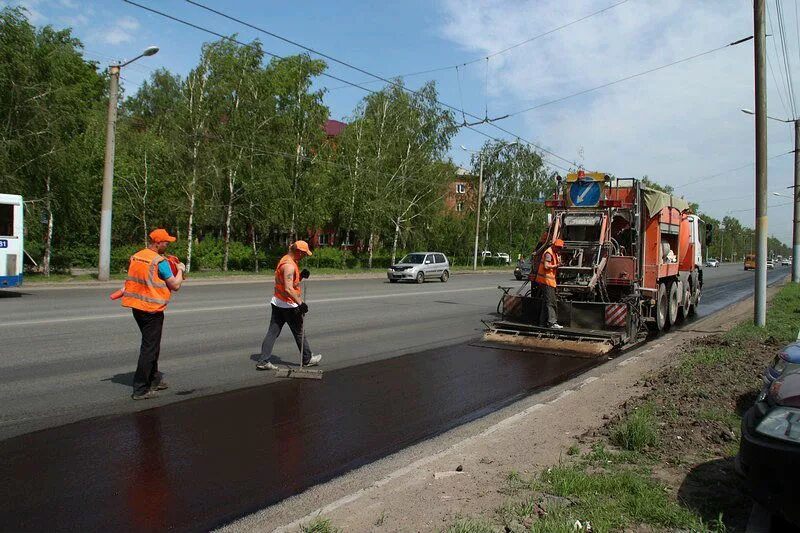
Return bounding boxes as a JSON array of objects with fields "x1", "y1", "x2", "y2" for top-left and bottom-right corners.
[{"x1": 485, "y1": 171, "x2": 707, "y2": 357}]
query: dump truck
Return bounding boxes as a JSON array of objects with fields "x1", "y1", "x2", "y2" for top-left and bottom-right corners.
[{"x1": 485, "y1": 171, "x2": 708, "y2": 357}]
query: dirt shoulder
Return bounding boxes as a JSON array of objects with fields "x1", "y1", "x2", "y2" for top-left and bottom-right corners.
[{"x1": 224, "y1": 285, "x2": 791, "y2": 533}]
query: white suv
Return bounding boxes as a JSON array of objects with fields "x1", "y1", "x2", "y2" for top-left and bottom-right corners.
[{"x1": 387, "y1": 252, "x2": 450, "y2": 283}]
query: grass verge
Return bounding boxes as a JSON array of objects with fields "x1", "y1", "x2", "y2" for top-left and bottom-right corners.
[{"x1": 442, "y1": 282, "x2": 799, "y2": 533}]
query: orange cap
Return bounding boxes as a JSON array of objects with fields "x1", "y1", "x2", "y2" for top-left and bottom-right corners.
[
  {"x1": 292, "y1": 240, "x2": 313, "y2": 256},
  {"x1": 553, "y1": 239, "x2": 565, "y2": 248},
  {"x1": 149, "y1": 228, "x2": 176, "y2": 243}
]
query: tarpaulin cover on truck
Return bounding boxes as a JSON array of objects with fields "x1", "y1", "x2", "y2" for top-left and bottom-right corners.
[{"x1": 643, "y1": 187, "x2": 691, "y2": 217}]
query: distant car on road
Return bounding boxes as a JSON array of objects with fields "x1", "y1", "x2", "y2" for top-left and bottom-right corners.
[
  {"x1": 705, "y1": 258, "x2": 720, "y2": 267},
  {"x1": 767, "y1": 260, "x2": 775, "y2": 270},
  {"x1": 782, "y1": 258, "x2": 791, "y2": 266},
  {"x1": 738, "y1": 369, "x2": 800, "y2": 528},
  {"x1": 387, "y1": 252, "x2": 450, "y2": 284},
  {"x1": 494, "y1": 252, "x2": 511, "y2": 265},
  {"x1": 514, "y1": 258, "x2": 531, "y2": 280},
  {"x1": 745, "y1": 254, "x2": 756, "y2": 271}
]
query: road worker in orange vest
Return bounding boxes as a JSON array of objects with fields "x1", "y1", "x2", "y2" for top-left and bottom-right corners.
[
  {"x1": 121, "y1": 228, "x2": 184, "y2": 400},
  {"x1": 256, "y1": 240, "x2": 322, "y2": 371},
  {"x1": 535, "y1": 238, "x2": 564, "y2": 329}
]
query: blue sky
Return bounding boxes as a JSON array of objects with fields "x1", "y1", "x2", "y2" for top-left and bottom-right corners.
[{"x1": 9, "y1": 0, "x2": 799, "y2": 245}]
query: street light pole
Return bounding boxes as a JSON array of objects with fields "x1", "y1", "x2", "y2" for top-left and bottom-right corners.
[
  {"x1": 97, "y1": 46, "x2": 159, "y2": 281},
  {"x1": 98, "y1": 64, "x2": 120, "y2": 281},
  {"x1": 740, "y1": 110, "x2": 798, "y2": 283},
  {"x1": 473, "y1": 155, "x2": 484, "y2": 271},
  {"x1": 754, "y1": 0, "x2": 768, "y2": 326},
  {"x1": 793, "y1": 119, "x2": 800, "y2": 282}
]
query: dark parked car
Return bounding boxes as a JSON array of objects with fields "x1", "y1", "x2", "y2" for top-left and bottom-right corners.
[
  {"x1": 763, "y1": 342, "x2": 800, "y2": 389},
  {"x1": 514, "y1": 258, "x2": 531, "y2": 280},
  {"x1": 737, "y1": 370, "x2": 800, "y2": 527}
]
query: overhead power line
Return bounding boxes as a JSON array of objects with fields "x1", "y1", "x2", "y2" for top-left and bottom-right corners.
[
  {"x1": 502, "y1": 35, "x2": 754, "y2": 118},
  {"x1": 324, "y1": 0, "x2": 632, "y2": 91},
  {"x1": 128, "y1": 0, "x2": 577, "y2": 169},
  {"x1": 181, "y1": 0, "x2": 576, "y2": 165},
  {"x1": 672, "y1": 149, "x2": 794, "y2": 190}
]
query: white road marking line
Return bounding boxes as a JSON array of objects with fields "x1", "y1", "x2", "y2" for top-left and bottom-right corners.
[{"x1": 0, "y1": 286, "x2": 497, "y2": 328}]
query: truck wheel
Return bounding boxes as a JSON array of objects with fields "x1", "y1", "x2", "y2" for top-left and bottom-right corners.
[
  {"x1": 416, "y1": 271, "x2": 425, "y2": 284},
  {"x1": 677, "y1": 284, "x2": 690, "y2": 321},
  {"x1": 656, "y1": 283, "x2": 668, "y2": 331},
  {"x1": 667, "y1": 281, "x2": 680, "y2": 326}
]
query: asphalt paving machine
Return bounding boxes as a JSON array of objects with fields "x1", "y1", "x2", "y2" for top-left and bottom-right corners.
[{"x1": 484, "y1": 171, "x2": 708, "y2": 357}]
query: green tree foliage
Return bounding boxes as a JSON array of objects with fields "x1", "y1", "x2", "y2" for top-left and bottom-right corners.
[{"x1": 0, "y1": 7, "x2": 105, "y2": 273}]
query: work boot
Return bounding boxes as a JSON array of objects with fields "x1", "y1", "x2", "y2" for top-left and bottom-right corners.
[
  {"x1": 256, "y1": 361, "x2": 278, "y2": 371},
  {"x1": 304, "y1": 354, "x2": 323, "y2": 367},
  {"x1": 550, "y1": 323, "x2": 564, "y2": 330},
  {"x1": 131, "y1": 390, "x2": 158, "y2": 401}
]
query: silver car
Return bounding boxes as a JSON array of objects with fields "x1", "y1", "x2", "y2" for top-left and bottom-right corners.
[{"x1": 387, "y1": 252, "x2": 450, "y2": 283}]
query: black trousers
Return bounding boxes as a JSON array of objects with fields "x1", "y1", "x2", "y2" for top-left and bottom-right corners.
[
  {"x1": 259, "y1": 304, "x2": 312, "y2": 364},
  {"x1": 538, "y1": 285, "x2": 558, "y2": 326},
  {"x1": 132, "y1": 309, "x2": 165, "y2": 395}
]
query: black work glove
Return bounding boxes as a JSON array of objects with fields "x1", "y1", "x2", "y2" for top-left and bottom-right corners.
[
  {"x1": 300, "y1": 268, "x2": 310, "y2": 279},
  {"x1": 298, "y1": 302, "x2": 309, "y2": 314}
]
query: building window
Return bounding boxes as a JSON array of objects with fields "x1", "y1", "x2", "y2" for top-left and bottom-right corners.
[
  {"x1": 318, "y1": 233, "x2": 329, "y2": 246},
  {"x1": 456, "y1": 202, "x2": 464, "y2": 212},
  {"x1": 456, "y1": 183, "x2": 466, "y2": 194}
]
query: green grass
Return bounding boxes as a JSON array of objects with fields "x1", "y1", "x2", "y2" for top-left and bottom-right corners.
[
  {"x1": 299, "y1": 517, "x2": 341, "y2": 533},
  {"x1": 725, "y1": 282, "x2": 800, "y2": 343},
  {"x1": 610, "y1": 403, "x2": 660, "y2": 452},
  {"x1": 531, "y1": 466, "x2": 710, "y2": 533}
]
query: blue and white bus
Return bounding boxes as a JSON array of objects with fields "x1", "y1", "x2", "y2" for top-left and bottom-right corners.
[{"x1": 0, "y1": 194, "x2": 23, "y2": 288}]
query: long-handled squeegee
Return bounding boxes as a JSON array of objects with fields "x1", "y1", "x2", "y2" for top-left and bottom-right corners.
[{"x1": 274, "y1": 276, "x2": 323, "y2": 380}]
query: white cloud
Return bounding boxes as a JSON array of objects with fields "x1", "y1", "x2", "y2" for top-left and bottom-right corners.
[
  {"x1": 59, "y1": 0, "x2": 77, "y2": 8},
  {"x1": 89, "y1": 14, "x2": 140, "y2": 45},
  {"x1": 439, "y1": 0, "x2": 795, "y2": 244}
]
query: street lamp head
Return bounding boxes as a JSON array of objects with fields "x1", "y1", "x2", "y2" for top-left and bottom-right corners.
[
  {"x1": 142, "y1": 46, "x2": 159, "y2": 57},
  {"x1": 741, "y1": 108, "x2": 755, "y2": 115}
]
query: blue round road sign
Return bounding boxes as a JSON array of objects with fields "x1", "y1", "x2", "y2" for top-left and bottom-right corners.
[{"x1": 569, "y1": 181, "x2": 601, "y2": 207}]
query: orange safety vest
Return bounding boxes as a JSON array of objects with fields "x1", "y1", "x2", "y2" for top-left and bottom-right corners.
[
  {"x1": 273, "y1": 254, "x2": 301, "y2": 305},
  {"x1": 535, "y1": 246, "x2": 560, "y2": 287},
  {"x1": 121, "y1": 248, "x2": 172, "y2": 312}
]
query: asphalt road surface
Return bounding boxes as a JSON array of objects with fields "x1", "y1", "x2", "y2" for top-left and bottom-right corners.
[{"x1": 0, "y1": 264, "x2": 788, "y2": 439}]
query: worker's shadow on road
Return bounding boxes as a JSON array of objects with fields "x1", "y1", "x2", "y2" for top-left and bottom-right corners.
[
  {"x1": 248, "y1": 353, "x2": 301, "y2": 366},
  {"x1": 102, "y1": 372, "x2": 134, "y2": 387}
]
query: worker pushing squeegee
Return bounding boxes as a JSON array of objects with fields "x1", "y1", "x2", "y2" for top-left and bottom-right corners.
[{"x1": 256, "y1": 240, "x2": 323, "y2": 379}]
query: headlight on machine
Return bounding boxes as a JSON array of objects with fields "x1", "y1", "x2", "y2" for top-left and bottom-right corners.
[{"x1": 755, "y1": 406, "x2": 800, "y2": 444}]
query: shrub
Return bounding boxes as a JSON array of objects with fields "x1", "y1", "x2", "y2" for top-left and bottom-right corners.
[{"x1": 111, "y1": 244, "x2": 142, "y2": 273}]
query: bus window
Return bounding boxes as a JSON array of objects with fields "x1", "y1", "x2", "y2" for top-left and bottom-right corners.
[{"x1": 0, "y1": 204, "x2": 13, "y2": 236}]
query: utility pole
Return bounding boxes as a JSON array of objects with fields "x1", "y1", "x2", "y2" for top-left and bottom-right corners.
[
  {"x1": 793, "y1": 119, "x2": 800, "y2": 282},
  {"x1": 754, "y1": 0, "x2": 768, "y2": 326},
  {"x1": 473, "y1": 155, "x2": 484, "y2": 271},
  {"x1": 98, "y1": 64, "x2": 120, "y2": 281},
  {"x1": 97, "y1": 46, "x2": 159, "y2": 281}
]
